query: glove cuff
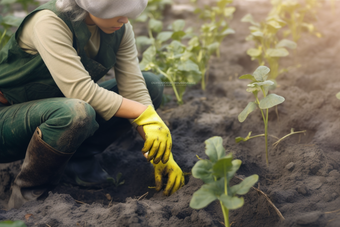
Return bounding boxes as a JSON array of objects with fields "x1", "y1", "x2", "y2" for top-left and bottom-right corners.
[{"x1": 133, "y1": 105, "x2": 159, "y2": 126}]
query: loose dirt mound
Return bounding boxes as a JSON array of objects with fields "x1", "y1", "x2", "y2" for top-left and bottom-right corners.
[{"x1": 1, "y1": 1, "x2": 340, "y2": 226}]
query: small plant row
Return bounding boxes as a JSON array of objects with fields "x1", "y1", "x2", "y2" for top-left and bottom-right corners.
[
  {"x1": 241, "y1": 0, "x2": 321, "y2": 83},
  {"x1": 138, "y1": 0, "x2": 235, "y2": 104}
]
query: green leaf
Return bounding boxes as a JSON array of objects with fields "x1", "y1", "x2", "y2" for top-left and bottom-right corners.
[
  {"x1": 266, "y1": 20, "x2": 282, "y2": 29},
  {"x1": 190, "y1": 187, "x2": 217, "y2": 209},
  {"x1": 227, "y1": 159, "x2": 242, "y2": 182},
  {"x1": 192, "y1": 159, "x2": 214, "y2": 184},
  {"x1": 336, "y1": 92, "x2": 340, "y2": 100},
  {"x1": 167, "y1": 40, "x2": 185, "y2": 55},
  {"x1": 139, "y1": 46, "x2": 156, "y2": 70},
  {"x1": 230, "y1": 174, "x2": 258, "y2": 195},
  {"x1": 239, "y1": 74, "x2": 256, "y2": 81},
  {"x1": 241, "y1": 14, "x2": 259, "y2": 26},
  {"x1": 207, "y1": 42, "x2": 219, "y2": 55},
  {"x1": 172, "y1": 19, "x2": 185, "y2": 32},
  {"x1": 220, "y1": 28, "x2": 235, "y2": 36},
  {"x1": 259, "y1": 94, "x2": 285, "y2": 109},
  {"x1": 0, "y1": 220, "x2": 27, "y2": 227},
  {"x1": 266, "y1": 48, "x2": 289, "y2": 58},
  {"x1": 212, "y1": 155, "x2": 233, "y2": 178},
  {"x1": 149, "y1": 19, "x2": 163, "y2": 33},
  {"x1": 235, "y1": 137, "x2": 246, "y2": 143},
  {"x1": 188, "y1": 36, "x2": 200, "y2": 49},
  {"x1": 247, "y1": 48, "x2": 262, "y2": 57},
  {"x1": 246, "y1": 87, "x2": 261, "y2": 93},
  {"x1": 251, "y1": 31, "x2": 263, "y2": 38},
  {"x1": 276, "y1": 39, "x2": 297, "y2": 50},
  {"x1": 135, "y1": 13, "x2": 148, "y2": 22},
  {"x1": 253, "y1": 66, "x2": 270, "y2": 82},
  {"x1": 2, "y1": 15, "x2": 22, "y2": 27},
  {"x1": 252, "y1": 80, "x2": 274, "y2": 87},
  {"x1": 156, "y1": 31, "x2": 173, "y2": 42},
  {"x1": 219, "y1": 194, "x2": 244, "y2": 210},
  {"x1": 238, "y1": 102, "x2": 257, "y2": 123},
  {"x1": 178, "y1": 59, "x2": 201, "y2": 74},
  {"x1": 205, "y1": 136, "x2": 226, "y2": 163},
  {"x1": 171, "y1": 31, "x2": 186, "y2": 41},
  {"x1": 224, "y1": 7, "x2": 235, "y2": 17},
  {"x1": 190, "y1": 179, "x2": 224, "y2": 209},
  {"x1": 136, "y1": 36, "x2": 153, "y2": 46}
]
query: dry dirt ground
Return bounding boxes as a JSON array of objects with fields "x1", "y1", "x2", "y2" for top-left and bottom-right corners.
[{"x1": 1, "y1": 0, "x2": 340, "y2": 226}]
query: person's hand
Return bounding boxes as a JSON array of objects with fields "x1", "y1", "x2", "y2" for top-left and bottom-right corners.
[
  {"x1": 151, "y1": 152, "x2": 185, "y2": 196},
  {"x1": 133, "y1": 105, "x2": 171, "y2": 164}
]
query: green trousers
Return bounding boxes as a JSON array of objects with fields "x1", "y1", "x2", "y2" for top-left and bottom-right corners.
[{"x1": 0, "y1": 72, "x2": 163, "y2": 163}]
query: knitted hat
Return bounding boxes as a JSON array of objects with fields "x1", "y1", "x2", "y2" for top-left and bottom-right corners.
[{"x1": 75, "y1": 0, "x2": 148, "y2": 19}]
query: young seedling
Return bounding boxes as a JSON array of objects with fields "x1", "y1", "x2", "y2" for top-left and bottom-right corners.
[
  {"x1": 139, "y1": 19, "x2": 201, "y2": 104},
  {"x1": 241, "y1": 14, "x2": 297, "y2": 81},
  {"x1": 190, "y1": 0, "x2": 235, "y2": 90},
  {"x1": 270, "y1": 0, "x2": 321, "y2": 43},
  {"x1": 108, "y1": 172, "x2": 125, "y2": 188},
  {"x1": 236, "y1": 66, "x2": 285, "y2": 166},
  {"x1": 190, "y1": 136, "x2": 258, "y2": 227}
]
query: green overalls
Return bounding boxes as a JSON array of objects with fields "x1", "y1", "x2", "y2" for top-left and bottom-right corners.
[{"x1": 0, "y1": 0, "x2": 163, "y2": 163}]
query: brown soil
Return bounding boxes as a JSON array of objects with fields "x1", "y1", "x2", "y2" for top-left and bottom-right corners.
[{"x1": 1, "y1": 0, "x2": 340, "y2": 226}]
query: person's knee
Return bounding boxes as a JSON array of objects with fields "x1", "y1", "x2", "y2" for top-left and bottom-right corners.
[
  {"x1": 142, "y1": 72, "x2": 164, "y2": 109},
  {"x1": 46, "y1": 99, "x2": 98, "y2": 133},
  {"x1": 42, "y1": 99, "x2": 99, "y2": 153},
  {"x1": 65, "y1": 99, "x2": 98, "y2": 132}
]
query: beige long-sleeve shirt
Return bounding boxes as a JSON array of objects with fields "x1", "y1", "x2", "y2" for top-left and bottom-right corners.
[{"x1": 18, "y1": 10, "x2": 152, "y2": 121}]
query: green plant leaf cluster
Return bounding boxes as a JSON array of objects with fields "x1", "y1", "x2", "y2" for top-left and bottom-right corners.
[
  {"x1": 190, "y1": 136, "x2": 258, "y2": 227},
  {"x1": 0, "y1": 0, "x2": 39, "y2": 49},
  {"x1": 139, "y1": 19, "x2": 201, "y2": 104},
  {"x1": 107, "y1": 172, "x2": 125, "y2": 188},
  {"x1": 242, "y1": 13, "x2": 297, "y2": 81},
  {"x1": 0, "y1": 220, "x2": 27, "y2": 227},
  {"x1": 190, "y1": 0, "x2": 235, "y2": 90},
  {"x1": 270, "y1": 0, "x2": 322, "y2": 42},
  {"x1": 237, "y1": 66, "x2": 285, "y2": 165},
  {"x1": 134, "y1": 0, "x2": 172, "y2": 22}
]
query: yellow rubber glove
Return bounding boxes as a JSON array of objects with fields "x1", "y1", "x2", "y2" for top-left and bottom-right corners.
[
  {"x1": 133, "y1": 105, "x2": 172, "y2": 164},
  {"x1": 151, "y1": 152, "x2": 185, "y2": 196}
]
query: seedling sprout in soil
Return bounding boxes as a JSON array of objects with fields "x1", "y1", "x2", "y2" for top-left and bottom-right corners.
[
  {"x1": 270, "y1": 0, "x2": 322, "y2": 42},
  {"x1": 236, "y1": 66, "x2": 285, "y2": 166},
  {"x1": 190, "y1": 0, "x2": 235, "y2": 90},
  {"x1": 190, "y1": 136, "x2": 258, "y2": 227},
  {"x1": 241, "y1": 14, "x2": 297, "y2": 81}
]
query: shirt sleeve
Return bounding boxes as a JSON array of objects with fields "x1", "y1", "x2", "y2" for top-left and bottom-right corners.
[
  {"x1": 114, "y1": 22, "x2": 154, "y2": 116},
  {"x1": 18, "y1": 10, "x2": 123, "y2": 120}
]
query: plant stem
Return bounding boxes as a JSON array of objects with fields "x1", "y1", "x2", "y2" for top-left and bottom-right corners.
[
  {"x1": 201, "y1": 68, "x2": 206, "y2": 90},
  {"x1": 257, "y1": 92, "x2": 269, "y2": 166},
  {"x1": 0, "y1": 29, "x2": 7, "y2": 47},
  {"x1": 265, "y1": 108, "x2": 269, "y2": 166},
  {"x1": 220, "y1": 202, "x2": 230, "y2": 227},
  {"x1": 272, "y1": 129, "x2": 306, "y2": 148},
  {"x1": 248, "y1": 134, "x2": 279, "y2": 140},
  {"x1": 156, "y1": 68, "x2": 182, "y2": 104}
]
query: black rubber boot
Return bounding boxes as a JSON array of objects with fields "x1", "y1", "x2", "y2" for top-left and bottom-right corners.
[
  {"x1": 8, "y1": 127, "x2": 74, "y2": 209},
  {"x1": 64, "y1": 155, "x2": 113, "y2": 187}
]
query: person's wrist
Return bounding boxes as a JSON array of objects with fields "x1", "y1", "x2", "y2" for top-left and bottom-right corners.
[{"x1": 135, "y1": 105, "x2": 148, "y2": 119}]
